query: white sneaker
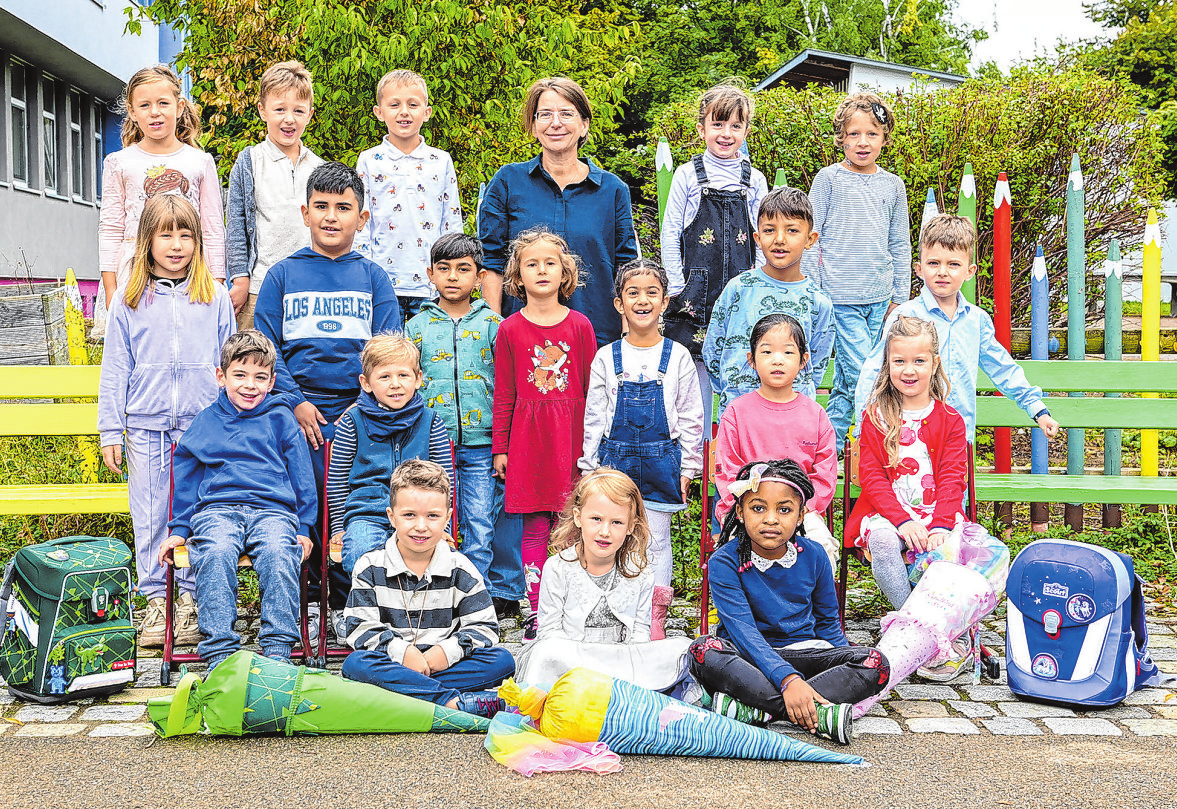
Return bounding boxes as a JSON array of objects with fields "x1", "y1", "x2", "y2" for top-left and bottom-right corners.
[
  {"x1": 174, "y1": 592, "x2": 202, "y2": 646},
  {"x1": 306, "y1": 603, "x2": 321, "y2": 646},
  {"x1": 331, "y1": 608, "x2": 347, "y2": 641},
  {"x1": 138, "y1": 597, "x2": 166, "y2": 648}
]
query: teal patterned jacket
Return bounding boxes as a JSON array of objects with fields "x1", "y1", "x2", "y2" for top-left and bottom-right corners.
[{"x1": 406, "y1": 299, "x2": 501, "y2": 447}]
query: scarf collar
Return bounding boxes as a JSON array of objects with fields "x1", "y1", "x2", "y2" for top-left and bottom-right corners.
[{"x1": 354, "y1": 389, "x2": 426, "y2": 442}]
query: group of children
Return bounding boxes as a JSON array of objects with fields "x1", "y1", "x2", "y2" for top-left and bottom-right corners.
[{"x1": 94, "y1": 58, "x2": 1062, "y2": 738}]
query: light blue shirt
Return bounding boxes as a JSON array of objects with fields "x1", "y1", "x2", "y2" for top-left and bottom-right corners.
[{"x1": 853, "y1": 287, "x2": 1045, "y2": 442}]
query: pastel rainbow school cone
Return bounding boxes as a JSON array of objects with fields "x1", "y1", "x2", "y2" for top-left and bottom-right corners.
[
  {"x1": 853, "y1": 561, "x2": 998, "y2": 718},
  {"x1": 489, "y1": 667, "x2": 863, "y2": 773},
  {"x1": 148, "y1": 651, "x2": 489, "y2": 737}
]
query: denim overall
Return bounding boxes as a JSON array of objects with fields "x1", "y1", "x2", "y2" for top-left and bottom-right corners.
[
  {"x1": 663, "y1": 155, "x2": 756, "y2": 359},
  {"x1": 598, "y1": 339, "x2": 681, "y2": 506}
]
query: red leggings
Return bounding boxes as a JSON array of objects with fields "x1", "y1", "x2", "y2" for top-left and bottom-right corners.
[{"x1": 521, "y1": 511, "x2": 556, "y2": 614}]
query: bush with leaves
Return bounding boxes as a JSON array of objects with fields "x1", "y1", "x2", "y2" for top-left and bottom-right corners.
[
  {"x1": 645, "y1": 65, "x2": 1166, "y2": 321},
  {"x1": 129, "y1": 0, "x2": 641, "y2": 216}
]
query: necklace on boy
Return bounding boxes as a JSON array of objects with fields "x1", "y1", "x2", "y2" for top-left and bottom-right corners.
[{"x1": 401, "y1": 580, "x2": 425, "y2": 645}]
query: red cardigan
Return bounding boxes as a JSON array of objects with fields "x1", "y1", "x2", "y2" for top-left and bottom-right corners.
[{"x1": 845, "y1": 399, "x2": 968, "y2": 543}]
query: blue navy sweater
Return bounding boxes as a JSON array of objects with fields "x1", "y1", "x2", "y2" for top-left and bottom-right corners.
[
  {"x1": 254, "y1": 247, "x2": 401, "y2": 405},
  {"x1": 168, "y1": 390, "x2": 317, "y2": 539},
  {"x1": 710, "y1": 536, "x2": 848, "y2": 690}
]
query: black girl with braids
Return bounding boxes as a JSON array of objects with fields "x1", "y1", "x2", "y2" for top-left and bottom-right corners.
[
  {"x1": 715, "y1": 458, "x2": 814, "y2": 574},
  {"x1": 688, "y1": 456, "x2": 889, "y2": 744}
]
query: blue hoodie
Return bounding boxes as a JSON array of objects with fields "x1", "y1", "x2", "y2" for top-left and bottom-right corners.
[
  {"x1": 254, "y1": 247, "x2": 401, "y2": 406},
  {"x1": 168, "y1": 389, "x2": 317, "y2": 539}
]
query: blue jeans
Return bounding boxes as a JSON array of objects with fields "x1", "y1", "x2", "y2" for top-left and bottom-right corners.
[
  {"x1": 342, "y1": 518, "x2": 391, "y2": 576},
  {"x1": 341, "y1": 646, "x2": 516, "y2": 706},
  {"x1": 486, "y1": 493, "x2": 524, "y2": 601},
  {"x1": 188, "y1": 505, "x2": 302, "y2": 667},
  {"x1": 398, "y1": 296, "x2": 430, "y2": 320},
  {"x1": 827, "y1": 301, "x2": 889, "y2": 448},
  {"x1": 455, "y1": 445, "x2": 500, "y2": 587}
]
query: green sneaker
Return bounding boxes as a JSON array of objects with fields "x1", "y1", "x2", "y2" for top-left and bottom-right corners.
[
  {"x1": 710, "y1": 692, "x2": 772, "y2": 725},
  {"x1": 815, "y1": 702, "x2": 853, "y2": 745}
]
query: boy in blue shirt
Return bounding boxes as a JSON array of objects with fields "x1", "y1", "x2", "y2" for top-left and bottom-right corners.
[
  {"x1": 255, "y1": 161, "x2": 402, "y2": 635},
  {"x1": 853, "y1": 214, "x2": 1061, "y2": 443},
  {"x1": 160, "y1": 330, "x2": 316, "y2": 670}
]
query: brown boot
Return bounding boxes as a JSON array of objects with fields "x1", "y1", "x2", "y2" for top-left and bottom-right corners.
[{"x1": 650, "y1": 585, "x2": 674, "y2": 640}]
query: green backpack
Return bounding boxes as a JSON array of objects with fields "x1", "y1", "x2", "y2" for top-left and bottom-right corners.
[{"x1": 1, "y1": 536, "x2": 136, "y2": 703}]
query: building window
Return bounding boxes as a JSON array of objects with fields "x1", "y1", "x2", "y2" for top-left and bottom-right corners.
[
  {"x1": 70, "y1": 90, "x2": 86, "y2": 198},
  {"x1": 42, "y1": 77, "x2": 57, "y2": 191},
  {"x1": 11, "y1": 62, "x2": 28, "y2": 184},
  {"x1": 94, "y1": 101, "x2": 104, "y2": 199}
]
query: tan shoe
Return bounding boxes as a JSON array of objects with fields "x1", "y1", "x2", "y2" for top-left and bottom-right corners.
[
  {"x1": 138, "y1": 597, "x2": 166, "y2": 648},
  {"x1": 174, "y1": 592, "x2": 203, "y2": 646}
]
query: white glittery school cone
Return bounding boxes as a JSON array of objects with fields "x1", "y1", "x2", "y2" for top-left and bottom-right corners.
[{"x1": 853, "y1": 561, "x2": 998, "y2": 718}]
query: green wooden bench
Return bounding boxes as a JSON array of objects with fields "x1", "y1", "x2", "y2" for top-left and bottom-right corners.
[
  {"x1": 974, "y1": 360, "x2": 1177, "y2": 506},
  {"x1": 0, "y1": 365, "x2": 129, "y2": 515}
]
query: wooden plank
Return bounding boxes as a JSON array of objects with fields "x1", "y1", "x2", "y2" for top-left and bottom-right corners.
[
  {"x1": 974, "y1": 474, "x2": 1177, "y2": 505},
  {"x1": 1009, "y1": 328, "x2": 1177, "y2": 357},
  {"x1": 0, "y1": 365, "x2": 101, "y2": 398},
  {"x1": 979, "y1": 361, "x2": 1177, "y2": 393},
  {"x1": 976, "y1": 396, "x2": 1177, "y2": 430},
  {"x1": 0, "y1": 403, "x2": 99, "y2": 436},
  {"x1": 0, "y1": 484, "x2": 129, "y2": 515}
]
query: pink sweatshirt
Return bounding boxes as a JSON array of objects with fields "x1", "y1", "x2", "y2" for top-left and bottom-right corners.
[
  {"x1": 98, "y1": 143, "x2": 226, "y2": 283},
  {"x1": 714, "y1": 390, "x2": 837, "y2": 523}
]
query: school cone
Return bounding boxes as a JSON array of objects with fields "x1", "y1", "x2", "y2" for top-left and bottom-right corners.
[
  {"x1": 853, "y1": 562, "x2": 998, "y2": 719},
  {"x1": 148, "y1": 651, "x2": 489, "y2": 737},
  {"x1": 497, "y1": 668, "x2": 862, "y2": 765}
]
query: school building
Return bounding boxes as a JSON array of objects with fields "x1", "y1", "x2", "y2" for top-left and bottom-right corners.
[{"x1": 0, "y1": 0, "x2": 181, "y2": 312}]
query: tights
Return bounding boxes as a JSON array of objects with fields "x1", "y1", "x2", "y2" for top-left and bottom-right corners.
[
  {"x1": 867, "y1": 525, "x2": 912, "y2": 610},
  {"x1": 645, "y1": 509, "x2": 673, "y2": 589},
  {"x1": 522, "y1": 511, "x2": 556, "y2": 614}
]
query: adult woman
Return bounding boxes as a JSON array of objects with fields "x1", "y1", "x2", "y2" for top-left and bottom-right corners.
[{"x1": 480, "y1": 77, "x2": 639, "y2": 348}]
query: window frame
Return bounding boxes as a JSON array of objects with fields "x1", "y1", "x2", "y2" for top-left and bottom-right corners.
[{"x1": 10, "y1": 59, "x2": 30, "y2": 186}]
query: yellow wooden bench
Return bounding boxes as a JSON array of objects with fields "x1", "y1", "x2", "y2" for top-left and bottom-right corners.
[{"x1": 0, "y1": 365, "x2": 129, "y2": 516}]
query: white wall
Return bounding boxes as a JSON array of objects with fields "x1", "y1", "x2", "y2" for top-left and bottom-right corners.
[{"x1": 849, "y1": 63, "x2": 963, "y2": 94}]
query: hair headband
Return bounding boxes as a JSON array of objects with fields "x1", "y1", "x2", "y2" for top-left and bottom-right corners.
[{"x1": 728, "y1": 463, "x2": 806, "y2": 500}]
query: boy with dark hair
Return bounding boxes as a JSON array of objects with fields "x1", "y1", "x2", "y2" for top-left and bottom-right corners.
[
  {"x1": 341, "y1": 459, "x2": 513, "y2": 718},
  {"x1": 255, "y1": 161, "x2": 402, "y2": 637},
  {"x1": 159, "y1": 330, "x2": 316, "y2": 669},
  {"x1": 405, "y1": 233, "x2": 513, "y2": 616},
  {"x1": 702, "y1": 186, "x2": 835, "y2": 417}
]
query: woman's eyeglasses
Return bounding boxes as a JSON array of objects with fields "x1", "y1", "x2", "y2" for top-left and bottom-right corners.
[{"x1": 534, "y1": 110, "x2": 581, "y2": 123}]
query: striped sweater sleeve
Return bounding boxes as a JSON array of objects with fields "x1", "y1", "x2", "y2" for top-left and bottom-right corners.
[
  {"x1": 427, "y1": 414, "x2": 455, "y2": 486},
  {"x1": 326, "y1": 414, "x2": 358, "y2": 538},
  {"x1": 438, "y1": 559, "x2": 500, "y2": 666},
  {"x1": 342, "y1": 556, "x2": 411, "y2": 663}
]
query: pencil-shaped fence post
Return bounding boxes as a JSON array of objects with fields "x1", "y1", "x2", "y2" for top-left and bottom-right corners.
[
  {"x1": 1030, "y1": 246, "x2": 1049, "y2": 532},
  {"x1": 1065, "y1": 155, "x2": 1086, "y2": 532},
  {"x1": 1142, "y1": 210, "x2": 1162, "y2": 479},
  {"x1": 656, "y1": 137, "x2": 673, "y2": 229},
  {"x1": 476, "y1": 181, "x2": 486, "y2": 235},
  {"x1": 958, "y1": 163, "x2": 977, "y2": 303},
  {"x1": 773, "y1": 168, "x2": 787, "y2": 189},
  {"x1": 992, "y1": 173, "x2": 1013, "y2": 529},
  {"x1": 1102, "y1": 240, "x2": 1123, "y2": 529},
  {"x1": 919, "y1": 188, "x2": 938, "y2": 241}
]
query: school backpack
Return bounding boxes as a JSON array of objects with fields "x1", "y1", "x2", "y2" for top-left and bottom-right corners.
[
  {"x1": 0, "y1": 536, "x2": 136, "y2": 703},
  {"x1": 1006, "y1": 538, "x2": 1157, "y2": 708}
]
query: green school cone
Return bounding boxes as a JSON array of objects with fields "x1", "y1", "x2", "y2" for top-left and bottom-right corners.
[
  {"x1": 957, "y1": 163, "x2": 977, "y2": 303},
  {"x1": 148, "y1": 651, "x2": 489, "y2": 738}
]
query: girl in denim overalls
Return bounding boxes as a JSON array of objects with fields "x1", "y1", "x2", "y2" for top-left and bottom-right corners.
[
  {"x1": 580, "y1": 260, "x2": 704, "y2": 638},
  {"x1": 660, "y1": 82, "x2": 769, "y2": 417}
]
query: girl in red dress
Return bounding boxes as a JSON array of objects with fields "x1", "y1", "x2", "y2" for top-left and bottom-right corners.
[{"x1": 492, "y1": 230, "x2": 597, "y2": 636}]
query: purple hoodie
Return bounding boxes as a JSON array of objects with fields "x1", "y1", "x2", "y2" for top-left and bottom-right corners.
[{"x1": 98, "y1": 278, "x2": 236, "y2": 446}]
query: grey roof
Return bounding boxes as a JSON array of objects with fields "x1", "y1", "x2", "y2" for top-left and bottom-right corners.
[{"x1": 754, "y1": 48, "x2": 966, "y2": 92}]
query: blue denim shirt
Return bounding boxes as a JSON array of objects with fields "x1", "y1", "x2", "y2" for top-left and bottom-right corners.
[
  {"x1": 853, "y1": 287, "x2": 1045, "y2": 442},
  {"x1": 479, "y1": 155, "x2": 639, "y2": 346}
]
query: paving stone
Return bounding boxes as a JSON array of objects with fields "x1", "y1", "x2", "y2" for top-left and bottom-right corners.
[
  {"x1": 906, "y1": 717, "x2": 980, "y2": 734},
  {"x1": 1122, "y1": 688, "x2": 1177, "y2": 705},
  {"x1": 89, "y1": 722, "x2": 155, "y2": 737},
  {"x1": 14, "y1": 705, "x2": 77, "y2": 723},
  {"x1": 853, "y1": 717, "x2": 902, "y2": 736},
  {"x1": 982, "y1": 717, "x2": 1042, "y2": 736},
  {"x1": 13, "y1": 723, "x2": 85, "y2": 738},
  {"x1": 1123, "y1": 719, "x2": 1177, "y2": 737},
  {"x1": 665, "y1": 618, "x2": 689, "y2": 632},
  {"x1": 1149, "y1": 634, "x2": 1177, "y2": 648},
  {"x1": 80, "y1": 705, "x2": 145, "y2": 722},
  {"x1": 963, "y1": 685, "x2": 1015, "y2": 702},
  {"x1": 1155, "y1": 706, "x2": 1177, "y2": 719},
  {"x1": 893, "y1": 684, "x2": 958, "y2": 700},
  {"x1": 0, "y1": 693, "x2": 14, "y2": 706},
  {"x1": 1042, "y1": 717, "x2": 1121, "y2": 736},
  {"x1": 844, "y1": 631, "x2": 873, "y2": 645},
  {"x1": 863, "y1": 703, "x2": 886, "y2": 718},
  {"x1": 998, "y1": 702, "x2": 1075, "y2": 718},
  {"x1": 0, "y1": 724, "x2": 9, "y2": 735},
  {"x1": 892, "y1": 701, "x2": 948, "y2": 718},
  {"x1": 1158, "y1": 662, "x2": 1177, "y2": 674},
  {"x1": 1147, "y1": 623, "x2": 1173, "y2": 635},
  {"x1": 1148, "y1": 647, "x2": 1177, "y2": 661},
  {"x1": 949, "y1": 700, "x2": 996, "y2": 718},
  {"x1": 107, "y1": 687, "x2": 174, "y2": 704},
  {"x1": 1077, "y1": 705, "x2": 1150, "y2": 720}
]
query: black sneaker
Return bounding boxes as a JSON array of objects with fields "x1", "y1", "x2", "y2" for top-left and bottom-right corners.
[
  {"x1": 455, "y1": 690, "x2": 506, "y2": 718},
  {"x1": 523, "y1": 614, "x2": 537, "y2": 641},
  {"x1": 493, "y1": 597, "x2": 522, "y2": 621}
]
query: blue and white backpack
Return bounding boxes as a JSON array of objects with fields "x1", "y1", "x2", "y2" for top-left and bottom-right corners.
[{"x1": 1006, "y1": 538, "x2": 1158, "y2": 708}]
